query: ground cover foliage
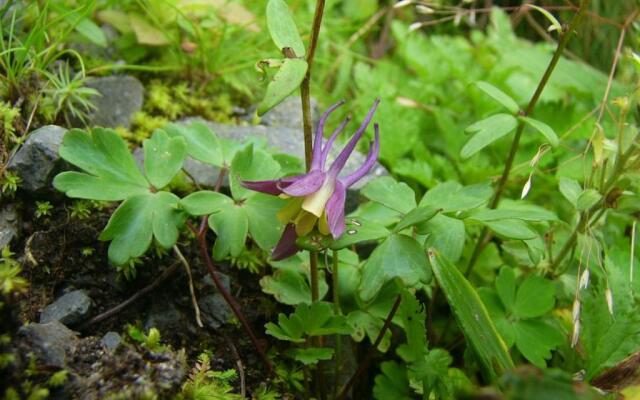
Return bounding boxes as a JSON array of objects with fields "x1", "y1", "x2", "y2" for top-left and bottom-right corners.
[{"x1": 1, "y1": 0, "x2": 639, "y2": 399}]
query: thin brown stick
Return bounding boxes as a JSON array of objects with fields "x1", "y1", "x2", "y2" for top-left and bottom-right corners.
[
  {"x1": 78, "y1": 262, "x2": 180, "y2": 330},
  {"x1": 173, "y1": 245, "x2": 203, "y2": 328},
  {"x1": 337, "y1": 294, "x2": 402, "y2": 400}
]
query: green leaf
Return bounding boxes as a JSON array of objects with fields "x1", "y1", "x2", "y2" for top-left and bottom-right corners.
[
  {"x1": 481, "y1": 219, "x2": 538, "y2": 240},
  {"x1": 469, "y1": 206, "x2": 557, "y2": 222},
  {"x1": 558, "y1": 177, "x2": 582, "y2": 207},
  {"x1": 427, "y1": 249, "x2": 513, "y2": 380},
  {"x1": 265, "y1": 302, "x2": 352, "y2": 342},
  {"x1": 361, "y1": 177, "x2": 417, "y2": 214},
  {"x1": 373, "y1": 361, "x2": 412, "y2": 400},
  {"x1": 99, "y1": 192, "x2": 183, "y2": 265},
  {"x1": 513, "y1": 276, "x2": 555, "y2": 319},
  {"x1": 75, "y1": 18, "x2": 108, "y2": 47},
  {"x1": 393, "y1": 206, "x2": 440, "y2": 233},
  {"x1": 475, "y1": 81, "x2": 519, "y2": 113},
  {"x1": 260, "y1": 268, "x2": 328, "y2": 306},
  {"x1": 576, "y1": 189, "x2": 602, "y2": 211},
  {"x1": 330, "y1": 218, "x2": 390, "y2": 250},
  {"x1": 229, "y1": 144, "x2": 282, "y2": 200},
  {"x1": 514, "y1": 319, "x2": 564, "y2": 368},
  {"x1": 164, "y1": 122, "x2": 223, "y2": 167},
  {"x1": 208, "y1": 204, "x2": 248, "y2": 260},
  {"x1": 266, "y1": 0, "x2": 305, "y2": 56},
  {"x1": 495, "y1": 266, "x2": 516, "y2": 312},
  {"x1": 419, "y1": 181, "x2": 492, "y2": 213},
  {"x1": 257, "y1": 58, "x2": 308, "y2": 116},
  {"x1": 179, "y1": 191, "x2": 233, "y2": 216},
  {"x1": 519, "y1": 116, "x2": 559, "y2": 146},
  {"x1": 360, "y1": 234, "x2": 431, "y2": 302},
  {"x1": 396, "y1": 291, "x2": 428, "y2": 363},
  {"x1": 96, "y1": 10, "x2": 132, "y2": 34},
  {"x1": 526, "y1": 4, "x2": 562, "y2": 32},
  {"x1": 244, "y1": 194, "x2": 287, "y2": 250},
  {"x1": 419, "y1": 214, "x2": 466, "y2": 263},
  {"x1": 143, "y1": 130, "x2": 187, "y2": 189},
  {"x1": 347, "y1": 310, "x2": 392, "y2": 352},
  {"x1": 461, "y1": 114, "x2": 518, "y2": 159},
  {"x1": 129, "y1": 14, "x2": 170, "y2": 46},
  {"x1": 289, "y1": 347, "x2": 334, "y2": 365},
  {"x1": 55, "y1": 128, "x2": 149, "y2": 200}
]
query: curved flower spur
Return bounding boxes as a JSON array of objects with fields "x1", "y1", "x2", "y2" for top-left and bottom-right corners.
[{"x1": 242, "y1": 99, "x2": 380, "y2": 260}]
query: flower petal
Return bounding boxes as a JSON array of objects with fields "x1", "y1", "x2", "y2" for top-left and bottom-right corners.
[
  {"x1": 342, "y1": 123, "x2": 380, "y2": 188},
  {"x1": 320, "y1": 116, "x2": 351, "y2": 170},
  {"x1": 328, "y1": 99, "x2": 380, "y2": 178},
  {"x1": 325, "y1": 180, "x2": 347, "y2": 238},
  {"x1": 281, "y1": 169, "x2": 326, "y2": 196},
  {"x1": 271, "y1": 223, "x2": 299, "y2": 261},
  {"x1": 240, "y1": 179, "x2": 283, "y2": 195},
  {"x1": 312, "y1": 100, "x2": 346, "y2": 170}
]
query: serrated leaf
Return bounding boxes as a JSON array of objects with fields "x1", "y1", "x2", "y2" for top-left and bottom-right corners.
[
  {"x1": 393, "y1": 206, "x2": 440, "y2": 233},
  {"x1": 514, "y1": 319, "x2": 564, "y2": 368},
  {"x1": 347, "y1": 310, "x2": 392, "y2": 352},
  {"x1": 461, "y1": 114, "x2": 518, "y2": 159},
  {"x1": 373, "y1": 361, "x2": 412, "y2": 400},
  {"x1": 208, "y1": 204, "x2": 248, "y2": 260},
  {"x1": 99, "y1": 192, "x2": 183, "y2": 265},
  {"x1": 266, "y1": 302, "x2": 353, "y2": 342},
  {"x1": 481, "y1": 219, "x2": 538, "y2": 240},
  {"x1": 229, "y1": 144, "x2": 282, "y2": 200},
  {"x1": 260, "y1": 268, "x2": 328, "y2": 305},
  {"x1": 143, "y1": 130, "x2": 187, "y2": 189},
  {"x1": 179, "y1": 191, "x2": 233, "y2": 216},
  {"x1": 289, "y1": 347, "x2": 334, "y2": 365},
  {"x1": 266, "y1": 0, "x2": 305, "y2": 56},
  {"x1": 519, "y1": 116, "x2": 559, "y2": 146},
  {"x1": 427, "y1": 249, "x2": 513, "y2": 380},
  {"x1": 419, "y1": 181, "x2": 492, "y2": 213},
  {"x1": 331, "y1": 218, "x2": 390, "y2": 249},
  {"x1": 475, "y1": 81, "x2": 519, "y2": 113},
  {"x1": 576, "y1": 189, "x2": 602, "y2": 211},
  {"x1": 164, "y1": 122, "x2": 224, "y2": 167},
  {"x1": 257, "y1": 58, "x2": 308, "y2": 116},
  {"x1": 513, "y1": 276, "x2": 555, "y2": 319},
  {"x1": 361, "y1": 176, "x2": 417, "y2": 214},
  {"x1": 360, "y1": 234, "x2": 431, "y2": 302},
  {"x1": 397, "y1": 291, "x2": 427, "y2": 363}
]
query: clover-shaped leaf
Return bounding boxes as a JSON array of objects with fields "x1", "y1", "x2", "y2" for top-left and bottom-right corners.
[
  {"x1": 144, "y1": 129, "x2": 187, "y2": 189},
  {"x1": 164, "y1": 121, "x2": 224, "y2": 167},
  {"x1": 265, "y1": 301, "x2": 353, "y2": 343}
]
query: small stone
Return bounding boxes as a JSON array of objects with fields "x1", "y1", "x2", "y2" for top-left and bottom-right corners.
[
  {"x1": 259, "y1": 96, "x2": 319, "y2": 130},
  {"x1": 40, "y1": 289, "x2": 92, "y2": 326},
  {"x1": 144, "y1": 300, "x2": 184, "y2": 334},
  {"x1": 0, "y1": 204, "x2": 19, "y2": 249},
  {"x1": 84, "y1": 75, "x2": 144, "y2": 128},
  {"x1": 100, "y1": 331, "x2": 121, "y2": 352},
  {"x1": 6, "y1": 125, "x2": 67, "y2": 192},
  {"x1": 198, "y1": 293, "x2": 232, "y2": 329},
  {"x1": 18, "y1": 321, "x2": 79, "y2": 368}
]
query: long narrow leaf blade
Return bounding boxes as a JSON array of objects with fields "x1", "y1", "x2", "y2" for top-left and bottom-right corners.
[{"x1": 427, "y1": 249, "x2": 514, "y2": 380}]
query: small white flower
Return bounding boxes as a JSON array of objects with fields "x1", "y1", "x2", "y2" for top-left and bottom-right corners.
[
  {"x1": 409, "y1": 22, "x2": 424, "y2": 32},
  {"x1": 394, "y1": 0, "x2": 414, "y2": 9},
  {"x1": 572, "y1": 299, "x2": 581, "y2": 322},
  {"x1": 579, "y1": 269, "x2": 590, "y2": 290},
  {"x1": 521, "y1": 174, "x2": 532, "y2": 199},
  {"x1": 571, "y1": 320, "x2": 581, "y2": 348},
  {"x1": 605, "y1": 288, "x2": 614, "y2": 315},
  {"x1": 416, "y1": 5, "x2": 434, "y2": 14}
]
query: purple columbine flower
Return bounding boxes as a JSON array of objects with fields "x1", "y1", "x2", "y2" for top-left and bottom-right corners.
[{"x1": 242, "y1": 99, "x2": 380, "y2": 260}]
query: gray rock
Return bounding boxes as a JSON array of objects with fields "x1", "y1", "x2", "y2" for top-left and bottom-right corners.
[
  {"x1": 178, "y1": 118, "x2": 387, "y2": 190},
  {"x1": 40, "y1": 289, "x2": 92, "y2": 326},
  {"x1": 259, "y1": 96, "x2": 319, "y2": 130},
  {"x1": 18, "y1": 321, "x2": 79, "y2": 367},
  {"x1": 198, "y1": 293, "x2": 232, "y2": 329},
  {"x1": 144, "y1": 300, "x2": 184, "y2": 334},
  {"x1": 6, "y1": 125, "x2": 67, "y2": 192},
  {"x1": 100, "y1": 331, "x2": 121, "y2": 352},
  {"x1": 85, "y1": 75, "x2": 144, "y2": 128},
  {"x1": 0, "y1": 203, "x2": 19, "y2": 249}
]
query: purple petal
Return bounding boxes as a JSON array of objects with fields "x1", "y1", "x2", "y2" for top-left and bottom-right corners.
[
  {"x1": 342, "y1": 123, "x2": 380, "y2": 188},
  {"x1": 325, "y1": 181, "x2": 347, "y2": 238},
  {"x1": 271, "y1": 224, "x2": 299, "y2": 261},
  {"x1": 311, "y1": 100, "x2": 346, "y2": 170},
  {"x1": 328, "y1": 99, "x2": 380, "y2": 178},
  {"x1": 281, "y1": 169, "x2": 326, "y2": 196},
  {"x1": 241, "y1": 179, "x2": 283, "y2": 195},
  {"x1": 320, "y1": 116, "x2": 351, "y2": 170}
]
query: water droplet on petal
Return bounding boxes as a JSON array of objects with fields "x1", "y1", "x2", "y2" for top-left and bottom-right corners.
[
  {"x1": 350, "y1": 219, "x2": 362, "y2": 226},
  {"x1": 347, "y1": 229, "x2": 357, "y2": 235}
]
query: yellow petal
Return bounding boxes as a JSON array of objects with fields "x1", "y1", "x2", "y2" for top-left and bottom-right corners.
[
  {"x1": 277, "y1": 197, "x2": 304, "y2": 223},
  {"x1": 295, "y1": 211, "x2": 318, "y2": 236},
  {"x1": 302, "y1": 179, "x2": 335, "y2": 217},
  {"x1": 318, "y1": 212, "x2": 330, "y2": 235}
]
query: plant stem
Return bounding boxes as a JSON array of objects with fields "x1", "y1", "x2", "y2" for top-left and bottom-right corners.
[
  {"x1": 332, "y1": 250, "x2": 340, "y2": 313},
  {"x1": 465, "y1": 0, "x2": 589, "y2": 277},
  {"x1": 337, "y1": 294, "x2": 402, "y2": 400},
  {"x1": 332, "y1": 250, "x2": 341, "y2": 399}
]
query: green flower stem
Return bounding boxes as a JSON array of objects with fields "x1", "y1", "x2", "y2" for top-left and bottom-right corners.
[
  {"x1": 332, "y1": 250, "x2": 341, "y2": 399},
  {"x1": 332, "y1": 250, "x2": 340, "y2": 313},
  {"x1": 465, "y1": 0, "x2": 589, "y2": 277}
]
